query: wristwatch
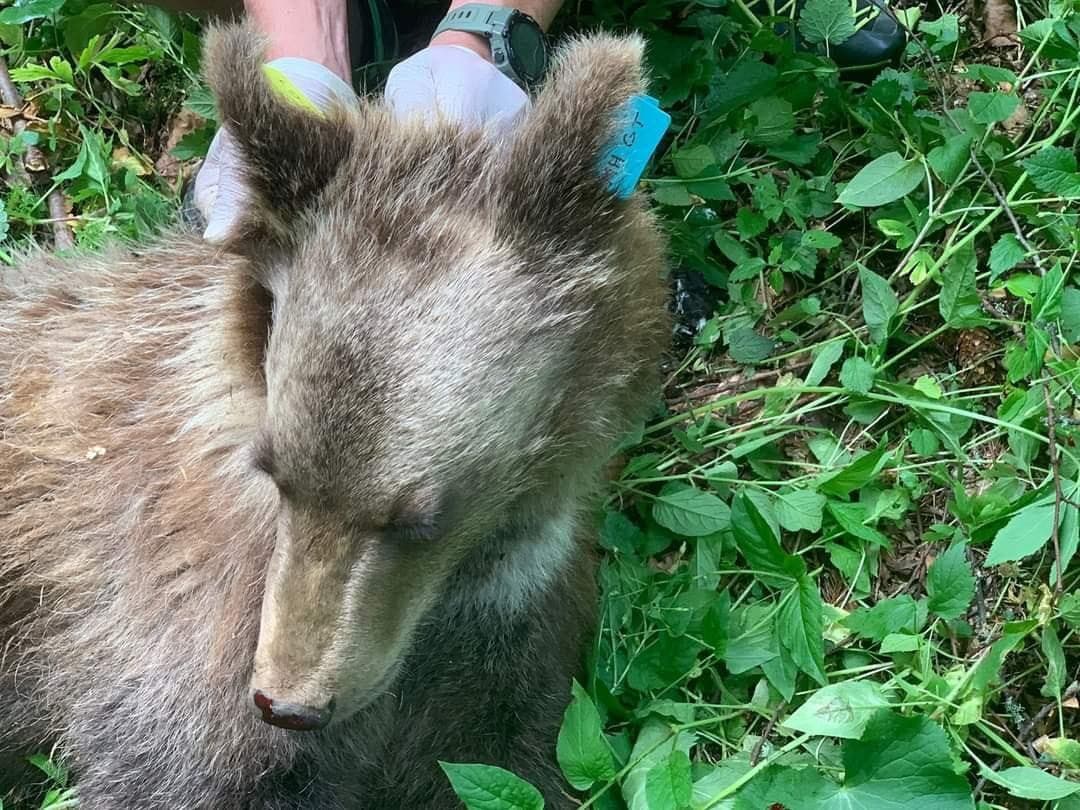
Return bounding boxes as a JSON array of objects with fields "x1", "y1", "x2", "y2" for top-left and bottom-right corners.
[{"x1": 433, "y1": 4, "x2": 548, "y2": 88}]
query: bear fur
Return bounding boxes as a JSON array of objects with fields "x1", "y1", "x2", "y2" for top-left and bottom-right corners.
[{"x1": 0, "y1": 22, "x2": 669, "y2": 809}]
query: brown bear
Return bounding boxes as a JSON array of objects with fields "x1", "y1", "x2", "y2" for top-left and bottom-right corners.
[{"x1": 0, "y1": 21, "x2": 669, "y2": 809}]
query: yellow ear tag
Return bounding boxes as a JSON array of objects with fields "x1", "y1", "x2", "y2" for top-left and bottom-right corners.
[{"x1": 261, "y1": 64, "x2": 325, "y2": 118}]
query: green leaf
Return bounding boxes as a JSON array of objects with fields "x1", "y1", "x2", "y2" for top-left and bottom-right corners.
[
  {"x1": 645, "y1": 750, "x2": 693, "y2": 810},
  {"x1": 600, "y1": 510, "x2": 643, "y2": 555},
  {"x1": 171, "y1": 126, "x2": 214, "y2": 161},
  {"x1": 746, "y1": 98, "x2": 795, "y2": 147},
  {"x1": 805, "y1": 340, "x2": 845, "y2": 386},
  {"x1": 980, "y1": 766, "x2": 1080, "y2": 801},
  {"x1": 838, "y1": 152, "x2": 925, "y2": 208},
  {"x1": 986, "y1": 498, "x2": 1056, "y2": 565},
  {"x1": 939, "y1": 246, "x2": 984, "y2": 327},
  {"x1": 557, "y1": 681, "x2": 616, "y2": 791},
  {"x1": 1044, "y1": 738, "x2": 1080, "y2": 769},
  {"x1": 27, "y1": 754, "x2": 66, "y2": 784},
  {"x1": 910, "y1": 427, "x2": 940, "y2": 455},
  {"x1": 1061, "y1": 591, "x2": 1080, "y2": 630},
  {"x1": 828, "y1": 500, "x2": 891, "y2": 547},
  {"x1": 731, "y1": 763, "x2": 832, "y2": 808},
  {"x1": 1059, "y1": 501, "x2": 1080, "y2": 585},
  {"x1": 971, "y1": 619, "x2": 1037, "y2": 692},
  {"x1": 927, "y1": 134, "x2": 972, "y2": 184},
  {"x1": 1061, "y1": 288, "x2": 1080, "y2": 343},
  {"x1": 97, "y1": 44, "x2": 158, "y2": 65},
  {"x1": 966, "y1": 64, "x2": 1018, "y2": 86},
  {"x1": 818, "y1": 447, "x2": 891, "y2": 497},
  {"x1": 727, "y1": 327, "x2": 775, "y2": 364},
  {"x1": 724, "y1": 604, "x2": 780, "y2": 674},
  {"x1": 968, "y1": 92, "x2": 1020, "y2": 124},
  {"x1": 802, "y1": 229, "x2": 842, "y2": 250},
  {"x1": 989, "y1": 234, "x2": 1027, "y2": 279},
  {"x1": 82, "y1": 128, "x2": 109, "y2": 188},
  {"x1": 653, "y1": 485, "x2": 731, "y2": 537},
  {"x1": 775, "y1": 489, "x2": 826, "y2": 533},
  {"x1": 714, "y1": 232, "x2": 751, "y2": 264},
  {"x1": 844, "y1": 595, "x2": 926, "y2": 642},
  {"x1": 440, "y1": 763, "x2": 544, "y2": 810},
  {"x1": 1034, "y1": 262, "x2": 1064, "y2": 322},
  {"x1": 184, "y1": 85, "x2": 218, "y2": 120},
  {"x1": 731, "y1": 492, "x2": 804, "y2": 581},
  {"x1": 1041, "y1": 623, "x2": 1066, "y2": 698},
  {"x1": 914, "y1": 374, "x2": 943, "y2": 399},
  {"x1": 672, "y1": 144, "x2": 715, "y2": 178},
  {"x1": 840, "y1": 357, "x2": 875, "y2": 394},
  {"x1": 926, "y1": 544, "x2": 974, "y2": 620},
  {"x1": 652, "y1": 183, "x2": 694, "y2": 207},
  {"x1": 1018, "y1": 18, "x2": 1076, "y2": 59},
  {"x1": 686, "y1": 177, "x2": 733, "y2": 201},
  {"x1": 1024, "y1": 147, "x2": 1080, "y2": 198},
  {"x1": 880, "y1": 632, "x2": 920, "y2": 653},
  {"x1": 860, "y1": 268, "x2": 898, "y2": 346},
  {"x1": 736, "y1": 208, "x2": 767, "y2": 239},
  {"x1": 798, "y1": 0, "x2": 857, "y2": 45},
  {"x1": 920, "y1": 13, "x2": 960, "y2": 53},
  {"x1": 814, "y1": 712, "x2": 974, "y2": 810},
  {"x1": 777, "y1": 574, "x2": 827, "y2": 685},
  {"x1": 768, "y1": 132, "x2": 822, "y2": 166},
  {"x1": 784, "y1": 680, "x2": 891, "y2": 739},
  {"x1": 706, "y1": 61, "x2": 778, "y2": 117},
  {"x1": 762, "y1": 644, "x2": 798, "y2": 702},
  {"x1": 7, "y1": 63, "x2": 65, "y2": 83},
  {"x1": 0, "y1": 0, "x2": 65, "y2": 24},
  {"x1": 53, "y1": 138, "x2": 89, "y2": 184},
  {"x1": 621, "y1": 719, "x2": 695, "y2": 810}
]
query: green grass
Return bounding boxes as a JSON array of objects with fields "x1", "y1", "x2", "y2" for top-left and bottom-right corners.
[{"x1": 3, "y1": 0, "x2": 1080, "y2": 808}]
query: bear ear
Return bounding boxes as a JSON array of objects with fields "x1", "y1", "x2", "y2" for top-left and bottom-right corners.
[
  {"x1": 496, "y1": 32, "x2": 647, "y2": 238},
  {"x1": 202, "y1": 22, "x2": 355, "y2": 244}
]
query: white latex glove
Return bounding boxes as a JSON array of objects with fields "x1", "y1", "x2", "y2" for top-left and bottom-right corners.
[
  {"x1": 383, "y1": 45, "x2": 529, "y2": 134},
  {"x1": 195, "y1": 57, "x2": 358, "y2": 243}
]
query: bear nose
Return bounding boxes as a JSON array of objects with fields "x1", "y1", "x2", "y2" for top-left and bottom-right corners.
[{"x1": 252, "y1": 689, "x2": 333, "y2": 731}]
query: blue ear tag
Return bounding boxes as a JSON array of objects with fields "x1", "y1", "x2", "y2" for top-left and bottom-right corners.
[{"x1": 600, "y1": 95, "x2": 671, "y2": 199}]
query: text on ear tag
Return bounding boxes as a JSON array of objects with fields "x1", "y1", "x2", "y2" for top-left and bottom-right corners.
[{"x1": 600, "y1": 95, "x2": 671, "y2": 199}]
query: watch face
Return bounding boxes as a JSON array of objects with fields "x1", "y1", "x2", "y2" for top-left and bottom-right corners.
[{"x1": 506, "y1": 12, "x2": 547, "y2": 84}]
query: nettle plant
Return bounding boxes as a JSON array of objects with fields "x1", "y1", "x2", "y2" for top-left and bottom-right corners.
[
  {"x1": 0, "y1": 0, "x2": 200, "y2": 256},
  {"x1": 444, "y1": 0, "x2": 1080, "y2": 808}
]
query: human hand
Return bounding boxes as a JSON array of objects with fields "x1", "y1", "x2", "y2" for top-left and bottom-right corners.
[
  {"x1": 194, "y1": 57, "x2": 358, "y2": 243},
  {"x1": 383, "y1": 44, "x2": 529, "y2": 134}
]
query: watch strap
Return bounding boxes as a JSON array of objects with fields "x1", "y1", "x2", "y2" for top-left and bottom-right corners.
[
  {"x1": 433, "y1": 4, "x2": 529, "y2": 86},
  {"x1": 434, "y1": 3, "x2": 511, "y2": 38}
]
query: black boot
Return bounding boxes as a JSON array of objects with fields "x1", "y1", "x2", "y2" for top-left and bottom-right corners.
[
  {"x1": 747, "y1": 0, "x2": 907, "y2": 80},
  {"x1": 812, "y1": 0, "x2": 906, "y2": 79}
]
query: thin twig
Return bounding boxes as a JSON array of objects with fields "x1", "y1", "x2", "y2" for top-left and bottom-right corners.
[
  {"x1": 749, "y1": 701, "x2": 787, "y2": 765},
  {"x1": 1043, "y1": 383, "x2": 1065, "y2": 600},
  {"x1": 666, "y1": 361, "x2": 813, "y2": 409},
  {"x1": 970, "y1": 151, "x2": 1045, "y2": 276},
  {"x1": 0, "y1": 56, "x2": 75, "y2": 250}
]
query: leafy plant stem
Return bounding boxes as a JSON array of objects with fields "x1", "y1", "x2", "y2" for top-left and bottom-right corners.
[
  {"x1": 1042, "y1": 383, "x2": 1065, "y2": 598},
  {"x1": 699, "y1": 734, "x2": 813, "y2": 808}
]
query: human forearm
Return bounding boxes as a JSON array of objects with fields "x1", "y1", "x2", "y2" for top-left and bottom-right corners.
[{"x1": 243, "y1": 0, "x2": 350, "y2": 79}]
